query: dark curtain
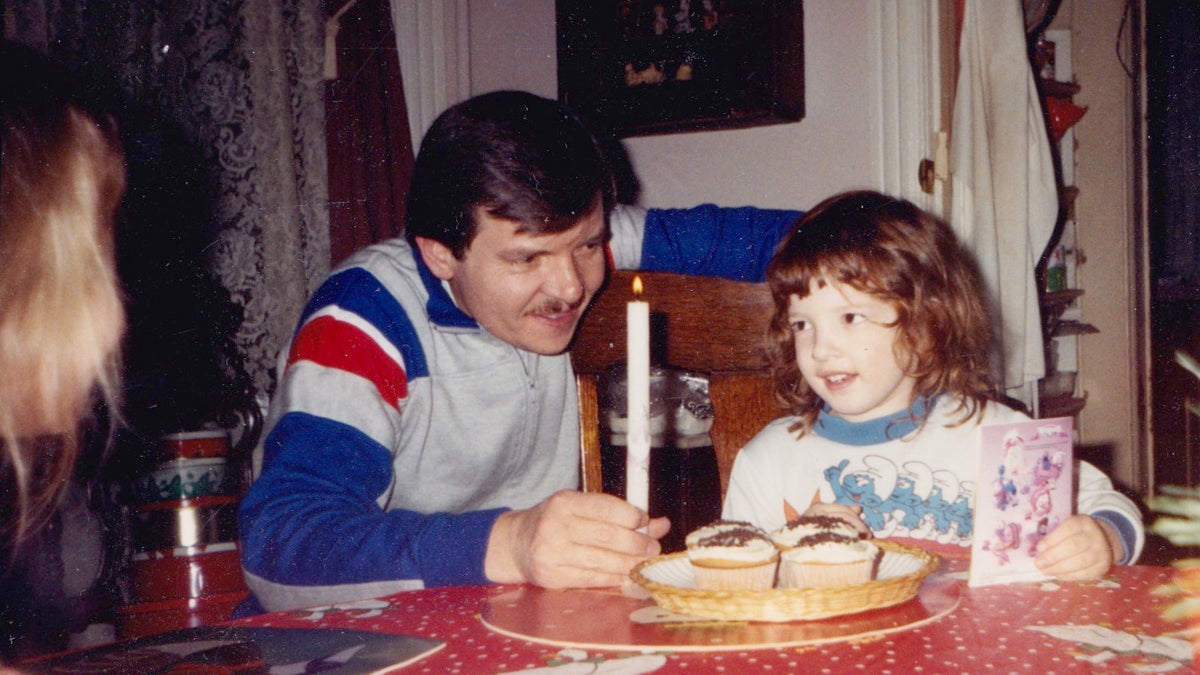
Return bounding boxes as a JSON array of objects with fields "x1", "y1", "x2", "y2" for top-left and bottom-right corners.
[
  {"x1": 325, "y1": 0, "x2": 415, "y2": 265},
  {"x1": 1147, "y1": 1, "x2": 1200, "y2": 493},
  {"x1": 1147, "y1": 1, "x2": 1200, "y2": 300}
]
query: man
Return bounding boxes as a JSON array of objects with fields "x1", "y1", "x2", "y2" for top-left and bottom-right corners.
[{"x1": 239, "y1": 91, "x2": 800, "y2": 612}]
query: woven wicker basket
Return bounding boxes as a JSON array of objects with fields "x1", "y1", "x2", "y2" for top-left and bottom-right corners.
[{"x1": 631, "y1": 540, "x2": 940, "y2": 622}]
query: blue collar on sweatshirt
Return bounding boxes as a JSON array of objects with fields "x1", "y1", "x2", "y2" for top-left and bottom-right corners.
[
  {"x1": 414, "y1": 244, "x2": 479, "y2": 330},
  {"x1": 813, "y1": 397, "x2": 935, "y2": 446}
]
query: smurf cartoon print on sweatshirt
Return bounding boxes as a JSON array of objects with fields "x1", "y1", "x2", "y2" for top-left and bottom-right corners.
[{"x1": 824, "y1": 455, "x2": 974, "y2": 547}]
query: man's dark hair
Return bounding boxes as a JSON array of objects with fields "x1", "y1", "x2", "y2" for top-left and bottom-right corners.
[{"x1": 404, "y1": 90, "x2": 615, "y2": 257}]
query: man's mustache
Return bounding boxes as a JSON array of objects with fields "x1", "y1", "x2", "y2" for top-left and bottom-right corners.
[{"x1": 527, "y1": 298, "x2": 584, "y2": 316}]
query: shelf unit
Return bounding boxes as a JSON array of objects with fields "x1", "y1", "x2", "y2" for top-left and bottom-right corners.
[{"x1": 1035, "y1": 28, "x2": 1095, "y2": 421}]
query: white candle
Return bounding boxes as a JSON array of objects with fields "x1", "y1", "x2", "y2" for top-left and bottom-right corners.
[{"x1": 626, "y1": 276, "x2": 650, "y2": 515}]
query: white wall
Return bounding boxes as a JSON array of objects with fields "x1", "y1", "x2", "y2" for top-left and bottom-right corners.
[
  {"x1": 467, "y1": 1, "x2": 559, "y2": 100},
  {"x1": 467, "y1": 0, "x2": 876, "y2": 212}
]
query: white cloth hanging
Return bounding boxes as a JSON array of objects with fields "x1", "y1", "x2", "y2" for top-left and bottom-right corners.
[
  {"x1": 949, "y1": 0, "x2": 1060, "y2": 404},
  {"x1": 388, "y1": 0, "x2": 472, "y2": 150}
]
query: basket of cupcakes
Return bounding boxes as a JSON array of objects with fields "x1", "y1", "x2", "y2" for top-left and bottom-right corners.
[{"x1": 630, "y1": 518, "x2": 939, "y2": 622}]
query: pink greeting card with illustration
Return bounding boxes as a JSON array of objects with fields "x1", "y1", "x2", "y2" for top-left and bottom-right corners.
[{"x1": 969, "y1": 417, "x2": 1074, "y2": 587}]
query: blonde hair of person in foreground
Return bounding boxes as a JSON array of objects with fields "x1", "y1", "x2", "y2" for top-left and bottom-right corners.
[{"x1": 0, "y1": 42, "x2": 127, "y2": 547}]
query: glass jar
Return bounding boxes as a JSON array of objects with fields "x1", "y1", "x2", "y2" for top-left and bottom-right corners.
[{"x1": 598, "y1": 364, "x2": 721, "y2": 553}]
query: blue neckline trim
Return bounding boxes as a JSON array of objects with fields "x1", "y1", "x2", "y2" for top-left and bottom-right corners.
[
  {"x1": 414, "y1": 244, "x2": 478, "y2": 330},
  {"x1": 813, "y1": 397, "x2": 932, "y2": 446}
]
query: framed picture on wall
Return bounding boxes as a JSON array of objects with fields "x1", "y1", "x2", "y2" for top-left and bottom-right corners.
[{"x1": 556, "y1": 0, "x2": 804, "y2": 138}]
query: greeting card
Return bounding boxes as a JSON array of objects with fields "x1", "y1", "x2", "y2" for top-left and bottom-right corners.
[{"x1": 969, "y1": 416, "x2": 1074, "y2": 587}]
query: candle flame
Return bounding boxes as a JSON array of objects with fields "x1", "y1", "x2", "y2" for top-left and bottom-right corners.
[{"x1": 632, "y1": 275, "x2": 643, "y2": 297}]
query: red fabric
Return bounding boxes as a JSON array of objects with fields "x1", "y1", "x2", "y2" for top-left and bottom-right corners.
[
  {"x1": 324, "y1": 0, "x2": 414, "y2": 266},
  {"x1": 287, "y1": 314, "x2": 408, "y2": 408}
]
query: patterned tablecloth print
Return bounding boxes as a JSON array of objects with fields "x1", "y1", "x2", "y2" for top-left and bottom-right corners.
[{"x1": 237, "y1": 564, "x2": 1193, "y2": 674}]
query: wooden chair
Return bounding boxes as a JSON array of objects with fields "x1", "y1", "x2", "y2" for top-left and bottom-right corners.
[{"x1": 570, "y1": 270, "x2": 781, "y2": 500}]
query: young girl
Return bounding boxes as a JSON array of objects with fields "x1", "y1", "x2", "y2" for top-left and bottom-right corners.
[
  {"x1": 722, "y1": 191, "x2": 1143, "y2": 580},
  {"x1": 1, "y1": 41, "x2": 126, "y2": 545},
  {"x1": 1, "y1": 41, "x2": 126, "y2": 663}
]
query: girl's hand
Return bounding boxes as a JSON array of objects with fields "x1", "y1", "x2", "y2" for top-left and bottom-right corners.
[
  {"x1": 1033, "y1": 514, "x2": 1119, "y2": 581},
  {"x1": 801, "y1": 502, "x2": 873, "y2": 538}
]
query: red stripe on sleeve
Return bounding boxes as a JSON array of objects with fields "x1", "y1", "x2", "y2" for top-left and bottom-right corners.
[{"x1": 286, "y1": 315, "x2": 407, "y2": 408}]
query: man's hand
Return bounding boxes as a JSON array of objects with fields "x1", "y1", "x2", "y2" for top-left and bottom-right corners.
[
  {"x1": 1034, "y1": 514, "x2": 1119, "y2": 581},
  {"x1": 484, "y1": 490, "x2": 671, "y2": 588}
]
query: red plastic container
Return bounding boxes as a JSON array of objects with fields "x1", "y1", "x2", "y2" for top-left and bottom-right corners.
[
  {"x1": 161, "y1": 430, "x2": 229, "y2": 461},
  {"x1": 131, "y1": 543, "x2": 247, "y2": 603},
  {"x1": 129, "y1": 495, "x2": 240, "y2": 552},
  {"x1": 117, "y1": 591, "x2": 249, "y2": 639}
]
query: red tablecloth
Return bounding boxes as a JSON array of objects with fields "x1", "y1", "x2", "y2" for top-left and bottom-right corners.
[{"x1": 232, "y1": 564, "x2": 1193, "y2": 673}]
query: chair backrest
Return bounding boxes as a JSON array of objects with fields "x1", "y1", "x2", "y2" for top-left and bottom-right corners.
[{"x1": 570, "y1": 270, "x2": 781, "y2": 498}]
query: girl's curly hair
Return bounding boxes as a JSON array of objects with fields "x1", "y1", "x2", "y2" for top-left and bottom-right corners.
[{"x1": 766, "y1": 190, "x2": 998, "y2": 436}]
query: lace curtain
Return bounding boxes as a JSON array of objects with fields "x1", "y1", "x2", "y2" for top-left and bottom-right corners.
[{"x1": 7, "y1": 0, "x2": 330, "y2": 404}]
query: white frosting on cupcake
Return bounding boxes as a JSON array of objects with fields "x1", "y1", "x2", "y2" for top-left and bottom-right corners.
[
  {"x1": 771, "y1": 515, "x2": 861, "y2": 549},
  {"x1": 685, "y1": 520, "x2": 778, "y2": 566},
  {"x1": 781, "y1": 533, "x2": 879, "y2": 565}
]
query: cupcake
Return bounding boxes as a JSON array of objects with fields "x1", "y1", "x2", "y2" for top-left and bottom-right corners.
[
  {"x1": 771, "y1": 515, "x2": 862, "y2": 550},
  {"x1": 778, "y1": 532, "x2": 880, "y2": 588},
  {"x1": 685, "y1": 520, "x2": 779, "y2": 591}
]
